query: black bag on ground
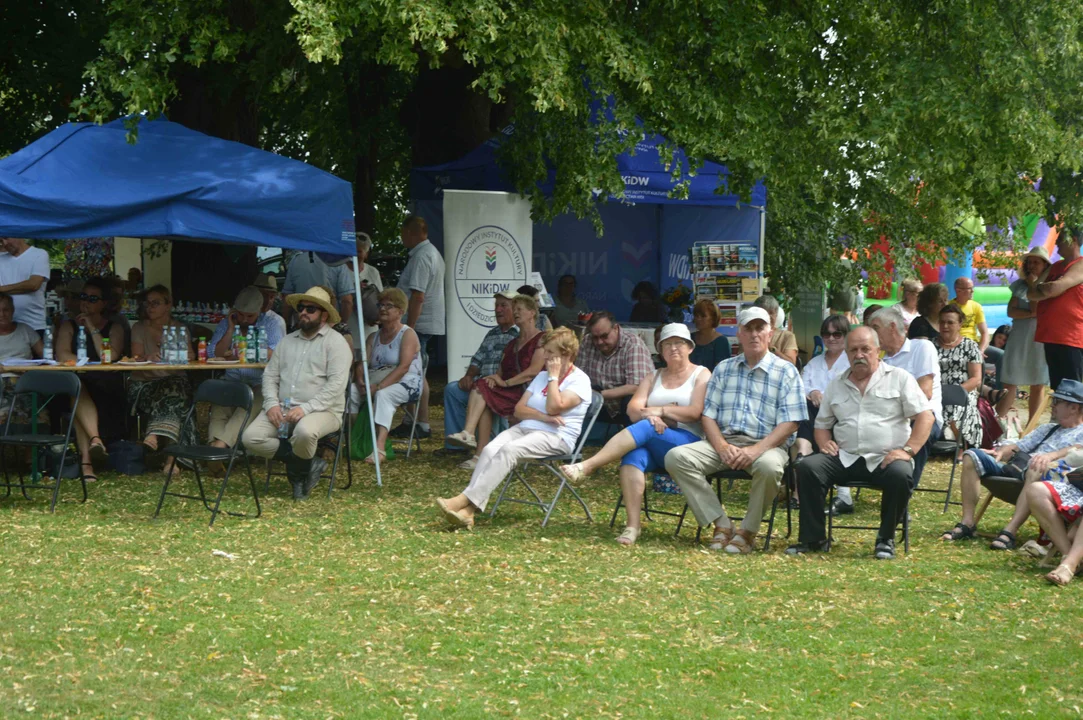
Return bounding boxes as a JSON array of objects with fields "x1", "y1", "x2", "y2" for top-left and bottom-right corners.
[
  {"x1": 47, "y1": 446, "x2": 81, "y2": 479},
  {"x1": 107, "y1": 440, "x2": 146, "y2": 475}
]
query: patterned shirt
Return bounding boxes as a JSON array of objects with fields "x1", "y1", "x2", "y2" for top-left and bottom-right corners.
[
  {"x1": 702, "y1": 351, "x2": 808, "y2": 445},
  {"x1": 576, "y1": 327, "x2": 654, "y2": 416},
  {"x1": 1016, "y1": 422, "x2": 1083, "y2": 456},
  {"x1": 208, "y1": 312, "x2": 287, "y2": 387},
  {"x1": 470, "y1": 324, "x2": 519, "y2": 377}
]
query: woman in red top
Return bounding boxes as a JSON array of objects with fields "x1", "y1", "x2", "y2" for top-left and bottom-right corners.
[
  {"x1": 445, "y1": 294, "x2": 546, "y2": 469},
  {"x1": 1031, "y1": 229, "x2": 1083, "y2": 391}
]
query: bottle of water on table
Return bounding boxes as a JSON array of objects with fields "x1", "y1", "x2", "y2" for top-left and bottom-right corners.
[
  {"x1": 278, "y1": 398, "x2": 291, "y2": 439},
  {"x1": 76, "y1": 326, "x2": 88, "y2": 362},
  {"x1": 257, "y1": 328, "x2": 268, "y2": 363},
  {"x1": 245, "y1": 327, "x2": 256, "y2": 364},
  {"x1": 43, "y1": 326, "x2": 54, "y2": 361}
]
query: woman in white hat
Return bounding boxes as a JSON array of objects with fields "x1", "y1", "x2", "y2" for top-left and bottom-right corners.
[
  {"x1": 998, "y1": 246, "x2": 1052, "y2": 424},
  {"x1": 558, "y1": 323, "x2": 708, "y2": 545}
]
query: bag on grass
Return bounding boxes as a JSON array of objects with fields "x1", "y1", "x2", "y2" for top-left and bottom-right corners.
[{"x1": 350, "y1": 401, "x2": 395, "y2": 461}]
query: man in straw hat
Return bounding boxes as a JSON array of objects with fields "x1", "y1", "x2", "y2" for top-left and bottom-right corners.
[
  {"x1": 253, "y1": 273, "x2": 287, "y2": 338},
  {"x1": 205, "y1": 286, "x2": 287, "y2": 463},
  {"x1": 241, "y1": 285, "x2": 353, "y2": 499}
]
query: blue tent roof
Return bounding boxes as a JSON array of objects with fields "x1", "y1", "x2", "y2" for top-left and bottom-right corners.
[
  {"x1": 410, "y1": 125, "x2": 766, "y2": 207},
  {"x1": 0, "y1": 118, "x2": 355, "y2": 253}
]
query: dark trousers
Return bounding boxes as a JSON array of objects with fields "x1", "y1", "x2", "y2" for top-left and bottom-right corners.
[
  {"x1": 1045, "y1": 343, "x2": 1083, "y2": 392},
  {"x1": 911, "y1": 419, "x2": 941, "y2": 489},
  {"x1": 598, "y1": 395, "x2": 633, "y2": 428},
  {"x1": 797, "y1": 453, "x2": 913, "y2": 544}
]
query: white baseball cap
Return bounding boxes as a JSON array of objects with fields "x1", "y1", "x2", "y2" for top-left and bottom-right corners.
[
  {"x1": 656, "y1": 323, "x2": 694, "y2": 351},
  {"x1": 738, "y1": 307, "x2": 772, "y2": 326}
]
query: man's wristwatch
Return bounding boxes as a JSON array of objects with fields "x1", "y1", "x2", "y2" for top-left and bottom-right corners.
[{"x1": 903, "y1": 445, "x2": 915, "y2": 457}]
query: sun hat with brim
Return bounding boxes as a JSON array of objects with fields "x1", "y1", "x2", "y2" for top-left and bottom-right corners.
[
  {"x1": 287, "y1": 286, "x2": 340, "y2": 324},
  {"x1": 254, "y1": 273, "x2": 278, "y2": 291},
  {"x1": 1023, "y1": 246, "x2": 1051, "y2": 266},
  {"x1": 657, "y1": 323, "x2": 694, "y2": 351},
  {"x1": 233, "y1": 286, "x2": 264, "y2": 314},
  {"x1": 738, "y1": 307, "x2": 771, "y2": 326},
  {"x1": 1052, "y1": 378, "x2": 1083, "y2": 404}
]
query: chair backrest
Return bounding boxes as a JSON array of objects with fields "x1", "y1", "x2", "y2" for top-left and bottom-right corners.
[
  {"x1": 570, "y1": 391, "x2": 605, "y2": 457},
  {"x1": 13, "y1": 370, "x2": 81, "y2": 400},
  {"x1": 941, "y1": 383, "x2": 968, "y2": 408},
  {"x1": 194, "y1": 378, "x2": 253, "y2": 410}
]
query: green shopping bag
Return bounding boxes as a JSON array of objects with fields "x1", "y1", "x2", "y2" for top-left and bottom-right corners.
[{"x1": 350, "y1": 402, "x2": 395, "y2": 460}]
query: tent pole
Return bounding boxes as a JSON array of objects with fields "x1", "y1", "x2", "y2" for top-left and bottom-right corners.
[{"x1": 352, "y1": 256, "x2": 382, "y2": 486}]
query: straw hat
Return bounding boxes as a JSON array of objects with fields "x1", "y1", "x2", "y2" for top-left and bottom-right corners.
[
  {"x1": 286, "y1": 286, "x2": 340, "y2": 324},
  {"x1": 1023, "y1": 246, "x2": 1051, "y2": 266},
  {"x1": 253, "y1": 273, "x2": 278, "y2": 291}
]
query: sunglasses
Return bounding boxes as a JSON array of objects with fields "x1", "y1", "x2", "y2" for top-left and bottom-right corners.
[
  {"x1": 296, "y1": 303, "x2": 322, "y2": 315},
  {"x1": 823, "y1": 330, "x2": 845, "y2": 339},
  {"x1": 79, "y1": 294, "x2": 103, "y2": 303}
]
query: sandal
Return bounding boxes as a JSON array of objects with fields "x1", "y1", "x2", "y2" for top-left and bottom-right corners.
[
  {"x1": 724, "y1": 529, "x2": 757, "y2": 555},
  {"x1": 707, "y1": 525, "x2": 735, "y2": 551},
  {"x1": 88, "y1": 437, "x2": 108, "y2": 463},
  {"x1": 616, "y1": 526, "x2": 640, "y2": 546},
  {"x1": 364, "y1": 450, "x2": 387, "y2": 465},
  {"x1": 941, "y1": 522, "x2": 976, "y2": 542},
  {"x1": 559, "y1": 463, "x2": 586, "y2": 482},
  {"x1": 436, "y1": 497, "x2": 474, "y2": 530},
  {"x1": 989, "y1": 529, "x2": 1017, "y2": 551},
  {"x1": 80, "y1": 462, "x2": 97, "y2": 483},
  {"x1": 1046, "y1": 564, "x2": 1075, "y2": 586},
  {"x1": 142, "y1": 435, "x2": 159, "y2": 452}
]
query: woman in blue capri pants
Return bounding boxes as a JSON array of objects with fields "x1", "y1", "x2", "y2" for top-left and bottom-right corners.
[{"x1": 560, "y1": 323, "x2": 709, "y2": 546}]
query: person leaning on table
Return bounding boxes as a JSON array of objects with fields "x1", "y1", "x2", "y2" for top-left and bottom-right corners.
[
  {"x1": 241, "y1": 286, "x2": 352, "y2": 500},
  {"x1": 786, "y1": 326, "x2": 933, "y2": 561},
  {"x1": 663, "y1": 306, "x2": 807, "y2": 555}
]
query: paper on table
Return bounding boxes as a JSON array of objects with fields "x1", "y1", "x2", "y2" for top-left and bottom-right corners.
[{"x1": 1, "y1": 358, "x2": 58, "y2": 366}]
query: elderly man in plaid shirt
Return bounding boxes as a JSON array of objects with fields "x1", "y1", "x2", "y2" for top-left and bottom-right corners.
[
  {"x1": 576, "y1": 311, "x2": 655, "y2": 425},
  {"x1": 664, "y1": 307, "x2": 807, "y2": 554},
  {"x1": 442, "y1": 291, "x2": 519, "y2": 451}
]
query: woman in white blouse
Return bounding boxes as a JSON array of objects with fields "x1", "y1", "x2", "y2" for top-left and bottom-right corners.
[
  {"x1": 559, "y1": 324, "x2": 709, "y2": 546},
  {"x1": 794, "y1": 315, "x2": 852, "y2": 460}
]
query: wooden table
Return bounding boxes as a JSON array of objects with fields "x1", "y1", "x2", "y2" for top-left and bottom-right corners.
[{"x1": 0, "y1": 362, "x2": 267, "y2": 373}]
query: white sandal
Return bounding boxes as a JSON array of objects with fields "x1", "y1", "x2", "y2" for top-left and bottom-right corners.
[
  {"x1": 364, "y1": 450, "x2": 387, "y2": 465},
  {"x1": 559, "y1": 463, "x2": 585, "y2": 482},
  {"x1": 616, "y1": 526, "x2": 640, "y2": 546}
]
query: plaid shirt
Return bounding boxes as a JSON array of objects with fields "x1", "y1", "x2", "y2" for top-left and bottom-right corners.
[
  {"x1": 208, "y1": 312, "x2": 287, "y2": 387},
  {"x1": 703, "y1": 351, "x2": 808, "y2": 445},
  {"x1": 576, "y1": 327, "x2": 654, "y2": 416},
  {"x1": 469, "y1": 324, "x2": 519, "y2": 377}
]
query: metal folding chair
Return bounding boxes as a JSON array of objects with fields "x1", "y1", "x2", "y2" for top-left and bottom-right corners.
[
  {"x1": 489, "y1": 391, "x2": 605, "y2": 527},
  {"x1": 917, "y1": 383, "x2": 968, "y2": 512},
  {"x1": 0, "y1": 371, "x2": 85, "y2": 512},
  {"x1": 827, "y1": 482, "x2": 911, "y2": 553},
  {"x1": 266, "y1": 379, "x2": 355, "y2": 496},
  {"x1": 154, "y1": 379, "x2": 260, "y2": 527}
]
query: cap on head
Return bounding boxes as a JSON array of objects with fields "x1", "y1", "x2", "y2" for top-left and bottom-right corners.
[
  {"x1": 494, "y1": 290, "x2": 520, "y2": 301},
  {"x1": 233, "y1": 286, "x2": 264, "y2": 314},
  {"x1": 656, "y1": 323, "x2": 694, "y2": 351},
  {"x1": 738, "y1": 307, "x2": 771, "y2": 327},
  {"x1": 1052, "y1": 379, "x2": 1083, "y2": 405}
]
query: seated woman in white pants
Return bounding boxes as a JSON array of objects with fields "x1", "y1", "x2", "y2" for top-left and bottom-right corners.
[
  {"x1": 437, "y1": 327, "x2": 591, "y2": 529},
  {"x1": 355, "y1": 288, "x2": 422, "y2": 463},
  {"x1": 557, "y1": 323, "x2": 708, "y2": 546}
]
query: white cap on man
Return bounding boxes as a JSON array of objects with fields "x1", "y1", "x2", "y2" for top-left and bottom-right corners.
[{"x1": 737, "y1": 307, "x2": 771, "y2": 326}]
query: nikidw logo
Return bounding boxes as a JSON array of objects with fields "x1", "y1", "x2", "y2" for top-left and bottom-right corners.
[{"x1": 454, "y1": 225, "x2": 527, "y2": 326}]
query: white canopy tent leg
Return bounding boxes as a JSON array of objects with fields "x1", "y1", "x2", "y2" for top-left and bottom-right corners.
[{"x1": 351, "y1": 256, "x2": 382, "y2": 486}]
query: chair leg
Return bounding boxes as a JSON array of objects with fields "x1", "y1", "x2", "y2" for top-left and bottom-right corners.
[
  {"x1": 943, "y1": 453, "x2": 960, "y2": 513},
  {"x1": 47, "y1": 447, "x2": 65, "y2": 513},
  {"x1": 763, "y1": 496, "x2": 779, "y2": 552},
  {"x1": 264, "y1": 458, "x2": 273, "y2": 492},
  {"x1": 244, "y1": 454, "x2": 262, "y2": 519},
  {"x1": 153, "y1": 459, "x2": 176, "y2": 519},
  {"x1": 674, "y1": 503, "x2": 689, "y2": 537},
  {"x1": 609, "y1": 492, "x2": 624, "y2": 529}
]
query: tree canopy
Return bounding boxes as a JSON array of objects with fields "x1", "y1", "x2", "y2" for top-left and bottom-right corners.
[{"x1": 6, "y1": 0, "x2": 1083, "y2": 296}]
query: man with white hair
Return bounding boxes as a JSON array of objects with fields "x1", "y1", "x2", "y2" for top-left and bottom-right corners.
[
  {"x1": 868, "y1": 304, "x2": 942, "y2": 491},
  {"x1": 787, "y1": 326, "x2": 934, "y2": 559},
  {"x1": 343, "y1": 232, "x2": 383, "y2": 349}
]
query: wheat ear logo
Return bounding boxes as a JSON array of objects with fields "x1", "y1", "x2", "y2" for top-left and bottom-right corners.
[{"x1": 485, "y1": 246, "x2": 498, "y2": 273}]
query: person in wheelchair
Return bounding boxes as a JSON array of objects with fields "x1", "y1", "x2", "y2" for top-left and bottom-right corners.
[
  {"x1": 353, "y1": 288, "x2": 423, "y2": 464},
  {"x1": 436, "y1": 328, "x2": 591, "y2": 530},
  {"x1": 787, "y1": 326, "x2": 934, "y2": 560}
]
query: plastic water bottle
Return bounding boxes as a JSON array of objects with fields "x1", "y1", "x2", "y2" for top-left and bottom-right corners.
[
  {"x1": 163, "y1": 327, "x2": 175, "y2": 364},
  {"x1": 43, "y1": 326, "x2": 54, "y2": 361},
  {"x1": 257, "y1": 328, "x2": 268, "y2": 363},
  {"x1": 245, "y1": 327, "x2": 256, "y2": 363},
  {"x1": 278, "y1": 398, "x2": 291, "y2": 438},
  {"x1": 178, "y1": 326, "x2": 189, "y2": 364},
  {"x1": 76, "y1": 326, "x2": 88, "y2": 362}
]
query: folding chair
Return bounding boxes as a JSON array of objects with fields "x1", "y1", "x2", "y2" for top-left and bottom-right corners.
[
  {"x1": 489, "y1": 391, "x2": 604, "y2": 527},
  {"x1": 0, "y1": 371, "x2": 85, "y2": 512},
  {"x1": 972, "y1": 474, "x2": 1025, "y2": 528},
  {"x1": 388, "y1": 394, "x2": 422, "y2": 458},
  {"x1": 916, "y1": 383, "x2": 968, "y2": 512},
  {"x1": 154, "y1": 379, "x2": 260, "y2": 527},
  {"x1": 266, "y1": 379, "x2": 356, "y2": 496},
  {"x1": 608, "y1": 472, "x2": 686, "y2": 529},
  {"x1": 827, "y1": 481, "x2": 911, "y2": 553}
]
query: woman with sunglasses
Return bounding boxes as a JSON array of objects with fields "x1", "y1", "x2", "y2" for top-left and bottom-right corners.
[
  {"x1": 894, "y1": 277, "x2": 923, "y2": 328},
  {"x1": 55, "y1": 277, "x2": 127, "y2": 481},
  {"x1": 129, "y1": 284, "x2": 195, "y2": 479},
  {"x1": 794, "y1": 315, "x2": 851, "y2": 462},
  {"x1": 354, "y1": 288, "x2": 422, "y2": 464}
]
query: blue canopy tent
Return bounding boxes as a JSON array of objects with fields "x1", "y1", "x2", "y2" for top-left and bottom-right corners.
[
  {"x1": 410, "y1": 126, "x2": 766, "y2": 319},
  {"x1": 0, "y1": 117, "x2": 386, "y2": 485}
]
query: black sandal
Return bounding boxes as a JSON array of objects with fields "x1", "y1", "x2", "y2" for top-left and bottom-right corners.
[
  {"x1": 89, "y1": 436, "x2": 108, "y2": 463},
  {"x1": 989, "y1": 529, "x2": 1017, "y2": 550},
  {"x1": 80, "y1": 462, "x2": 98, "y2": 483},
  {"x1": 941, "y1": 522, "x2": 976, "y2": 541}
]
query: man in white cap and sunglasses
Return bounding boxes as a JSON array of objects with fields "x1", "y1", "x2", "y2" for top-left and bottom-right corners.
[
  {"x1": 242, "y1": 285, "x2": 353, "y2": 499},
  {"x1": 664, "y1": 306, "x2": 807, "y2": 554}
]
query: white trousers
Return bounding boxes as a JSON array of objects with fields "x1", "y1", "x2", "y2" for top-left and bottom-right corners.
[{"x1": 463, "y1": 425, "x2": 569, "y2": 511}]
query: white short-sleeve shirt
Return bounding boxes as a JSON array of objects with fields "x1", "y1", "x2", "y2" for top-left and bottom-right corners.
[
  {"x1": 517, "y1": 367, "x2": 593, "y2": 450},
  {"x1": 882, "y1": 338, "x2": 942, "y2": 425},
  {"x1": 801, "y1": 352, "x2": 851, "y2": 395},
  {"x1": 0, "y1": 247, "x2": 50, "y2": 330}
]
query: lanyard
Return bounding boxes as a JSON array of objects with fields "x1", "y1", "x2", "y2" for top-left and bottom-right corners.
[{"x1": 542, "y1": 365, "x2": 574, "y2": 396}]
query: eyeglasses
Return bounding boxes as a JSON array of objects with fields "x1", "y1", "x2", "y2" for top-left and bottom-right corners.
[
  {"x1": 823, "y1": 331, "x2": 845, "y2": 339},
  {"x1": 591, "y1": 325, "x2": 617, "y2": 342},
  {"x1": 79, "y1": 294, "x2": 103, "y2": 303},
  {"x1": 145, "y1": 299, "x2": 168, "y2": 308},
  {"x1": 376, "y1": 302, "x2": 397, "y2": 310},
  {"x1": 296, "y1": 303, "x2": 322, "y2": 315}
]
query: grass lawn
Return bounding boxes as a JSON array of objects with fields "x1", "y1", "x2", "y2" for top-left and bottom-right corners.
[{"x1": 0, "y1": 405, "x2": 1081, "y2": 718}]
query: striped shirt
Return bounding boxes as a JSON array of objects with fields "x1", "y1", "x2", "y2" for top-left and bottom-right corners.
[{"x1": 703, "y1": 351, "x2": 808, "y2": 445}]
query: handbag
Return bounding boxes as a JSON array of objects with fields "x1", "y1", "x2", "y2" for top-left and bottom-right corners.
[{"x1": 1001, "y1": 425, "x2": 1060, "y2": 480}]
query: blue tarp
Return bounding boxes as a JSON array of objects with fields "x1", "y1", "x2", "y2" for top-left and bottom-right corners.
[
  {"x1": 0, "y1": 118, "x2": 355, "y2": 254},
  {"x1": 411, "y1": 126, "x2": 765, "y2": 319}
]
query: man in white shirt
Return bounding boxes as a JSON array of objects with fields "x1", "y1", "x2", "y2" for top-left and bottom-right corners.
[
  {"x1": 869, "y1": 305, "x2": 943, "y2": 490},
  {"x1": 787, "y1": 327, "x2": 934, "y2": 559},
  {"x1": 0, "y1": 238, "x2": 50, "y2": 334},
  {"x1": 343, "y1": 232, "x2": 383, "y2": 352}
]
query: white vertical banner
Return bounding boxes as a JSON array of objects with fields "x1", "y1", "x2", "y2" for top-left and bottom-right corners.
[{"x1": 444, "y1": 190, "x2": 533, "y2": 380}]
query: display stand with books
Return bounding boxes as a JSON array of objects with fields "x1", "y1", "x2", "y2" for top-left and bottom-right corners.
[{"x1": 689, "y1": 240, "x2": 763, "y2": 337}]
